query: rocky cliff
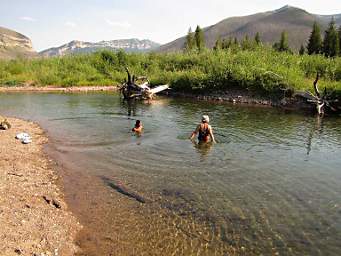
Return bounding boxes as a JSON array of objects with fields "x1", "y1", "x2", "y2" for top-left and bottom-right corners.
[{"x1": 0, "y1": 26, "x2": 36, "y2": 59}]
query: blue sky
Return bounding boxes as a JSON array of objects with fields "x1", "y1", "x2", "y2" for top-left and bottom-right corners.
[{"x1": 1, "y1": 0, "x2": 340, "y2": 51}]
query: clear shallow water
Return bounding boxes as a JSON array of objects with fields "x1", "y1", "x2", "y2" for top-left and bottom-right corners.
[{"x1": 0, "y1": 92, "x2": 341, "y2": 255}]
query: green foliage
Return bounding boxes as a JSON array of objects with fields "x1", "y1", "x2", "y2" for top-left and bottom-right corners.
[
  {"x1": 307, "y1": 21, "x2": 322, "y2": 55},
  {"x1": 323, "y1": 18, "x2": 340, "y2": 57},
  {"x1": 0, "y1": 46, "x2": 341, "y2": 96}
]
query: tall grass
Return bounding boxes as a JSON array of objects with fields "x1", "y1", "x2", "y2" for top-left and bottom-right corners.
[{"x1": 1, "y1": 47, "x2": 341, "y2": 96}]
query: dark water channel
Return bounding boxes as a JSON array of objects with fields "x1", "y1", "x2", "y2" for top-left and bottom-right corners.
[{"x1": 0, "y1": 92, "x2": 340, "y2": 255}]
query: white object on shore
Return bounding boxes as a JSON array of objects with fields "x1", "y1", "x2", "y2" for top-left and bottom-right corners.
[
  {"x1": 16, "y1": 132, "x2": 32, "y2": 144},
  {"x1": 22, "y1": 137, "x2": 32, "y2": 144}
]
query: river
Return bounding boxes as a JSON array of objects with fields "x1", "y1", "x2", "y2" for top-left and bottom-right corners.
[{"x1": 0, "y1": 92, "x2": 340, "y2": 255}]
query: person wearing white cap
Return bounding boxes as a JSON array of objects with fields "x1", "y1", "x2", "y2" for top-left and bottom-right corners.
[{"x1": 190, "y1": 115, "x2": 216, "y2": 143}]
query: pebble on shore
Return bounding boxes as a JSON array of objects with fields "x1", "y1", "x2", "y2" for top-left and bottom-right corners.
[{"x1": 0, "y1": 117, "x2": 81, "y2": 255}]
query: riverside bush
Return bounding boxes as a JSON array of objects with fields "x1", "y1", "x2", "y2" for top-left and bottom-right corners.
[{"x1": 0, "y1": 47, "x2": 340, "y2": 95}]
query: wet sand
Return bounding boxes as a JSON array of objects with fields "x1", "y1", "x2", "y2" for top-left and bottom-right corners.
[{"x1": 0, "y1": 117, "x2": 81, "y2": 255}]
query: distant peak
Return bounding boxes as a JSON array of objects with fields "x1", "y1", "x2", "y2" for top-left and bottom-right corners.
[{"x1": 275, "y1": 5, "x2": 295, "y2": 12}]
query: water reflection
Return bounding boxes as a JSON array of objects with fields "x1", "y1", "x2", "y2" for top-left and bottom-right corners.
[
  {"x1": 192, "y1": 140, "x2": 214, "y2": 159},
  {"x1": 306, "y1": 115, "x2": 324, "y2": 155},
  {"x1": 121, "y1": 99, "x2": 137, "y2": 116}
]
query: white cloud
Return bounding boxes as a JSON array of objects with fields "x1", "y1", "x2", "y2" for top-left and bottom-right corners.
[
  {"x1": 105, "y1": 19, "x2": 131, "y2": 28},
  {"x1": 19, "y1": 16, "x2": 36, "y2": 22},
  {"x1": 64, "y1": 21, "x2": 77, "y2": 28}
]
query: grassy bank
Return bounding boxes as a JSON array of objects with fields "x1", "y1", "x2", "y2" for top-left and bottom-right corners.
[{"x1": 1, "y1": 47, "x2": 341, "y2": 96}]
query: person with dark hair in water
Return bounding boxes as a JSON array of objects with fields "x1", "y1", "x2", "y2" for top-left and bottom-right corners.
[
  {"x1": 132, "y1": 120, "x2": 143, "y2": 133},
  {"x1": 190, "y1": 115, "x2": 216, "y2": 143}
]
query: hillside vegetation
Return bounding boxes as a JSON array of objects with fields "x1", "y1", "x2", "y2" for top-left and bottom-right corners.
[{"x1": 0, "y1": 47, "x2": 341, "y2": 96}]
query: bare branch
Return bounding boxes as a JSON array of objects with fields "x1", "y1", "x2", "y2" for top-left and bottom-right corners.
[{"x1": 313, "y1": 73, "x2": 320, "y2": 98}]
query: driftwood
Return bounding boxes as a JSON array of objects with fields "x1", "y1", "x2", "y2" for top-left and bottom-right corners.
[
  {"x1": 119, "y1": 67, "x2": 169, "y2": 100},
  {"x1": 307, "y1": 73, "x2": 339, "y2": 115}
]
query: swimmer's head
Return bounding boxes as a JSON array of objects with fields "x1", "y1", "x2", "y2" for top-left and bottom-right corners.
[{"x1": 202, "y1": 115, "x2": 209, "y2": 123}]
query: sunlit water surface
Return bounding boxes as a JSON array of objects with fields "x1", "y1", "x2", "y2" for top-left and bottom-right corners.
[{"x1": 0, "y1": 92, "x2": 340, "y2": 255}]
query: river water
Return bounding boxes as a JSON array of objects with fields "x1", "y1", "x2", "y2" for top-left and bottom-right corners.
[{"x1": 0, "y1": 92, "x2": 340, "y2": 255}]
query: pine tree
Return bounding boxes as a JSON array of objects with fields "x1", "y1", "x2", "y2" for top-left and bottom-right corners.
[
  {"x1": 307, "y1": 21, "x2": 322, "y2": 55},
  {"x1": 184, "y1": 27, "x2": 195, "y2": 51},
  {"x1": 299, "y1": 44, "x2": 305, "y2": 55},
  {"x1": 233, "y1": 37, "x2": 239, "y2": 47},
  {"x1": 254, "y1": 32, "x2": 261, "y2": 45},
  {"x1": 336, "y1": 33, "x2": 340, "y2": 57},
  {"x1": 214, "y1": 36, "x2": 222, "y2": 50},
  {"x1": 272, "y1": 42, "x2": 279, "y2": 50},
  {"x1": 273, "y1": 31, "x2": 290, "y2": 52},
  {"x1": 323, "y1": 18, "x2": 339, "y2": 57},
  {"x1": 194, "y1": 25, "x2": 205, "y2": 51},
  {"x1": 241, "y1": 35, "x2": 251, "y2": 50},
  {"x1": 338, "y1": 26, "x2": 341, "y2": 56},
  {"x1": 221, "y1": 39, "x2": 227, "y2": 49},
  {"x1": 279, "y1": 31, "x2": 289, "y2": 51},
  {"x1": 222, "y1": 38, "x2": 232, "y2": 49}
]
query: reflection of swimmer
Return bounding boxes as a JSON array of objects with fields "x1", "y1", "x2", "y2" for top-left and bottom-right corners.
[
  {"x1": 132, "y1": 120, "x2": 143, "y2": 133},
  {"x1": 190, "y1": 115, "x2": 216, "y2": 143},
  {"x1": 192, "y1": 140, "x2": 213, "y2": 158}
]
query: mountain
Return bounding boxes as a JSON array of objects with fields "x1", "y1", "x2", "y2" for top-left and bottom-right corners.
[
  {"x1": 158, "y1": 5, "x2": 341, "y2": 52},
  {"x1": 0, "y1": 26, "x2": 37, "y2": 59},
  {"x1": 40, "y1": 39, "x2": 160, "y2": 57}
]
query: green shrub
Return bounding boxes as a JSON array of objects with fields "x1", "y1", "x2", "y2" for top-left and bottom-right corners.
[{"x1": 0, "y1": 47, "x2": 340, "y2": 95}]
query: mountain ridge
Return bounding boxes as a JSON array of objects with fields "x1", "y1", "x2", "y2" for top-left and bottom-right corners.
[{"x1": 39, "y1": 38, "x2": 160, "y2": 57}]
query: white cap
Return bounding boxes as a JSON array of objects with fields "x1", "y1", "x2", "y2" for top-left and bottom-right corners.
[{"x1": 202, "y1": 115, "x2": 210, "y2": 123}]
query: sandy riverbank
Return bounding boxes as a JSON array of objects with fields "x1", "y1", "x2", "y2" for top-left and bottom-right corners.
[
  {"x1": 0, "y1": 86, "x2": 118, "y2": 93},
  {"x1": 0, "y1": 117, "x2": 81, "y2": 255}
]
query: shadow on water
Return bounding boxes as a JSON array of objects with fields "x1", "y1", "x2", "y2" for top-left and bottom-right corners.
[{"x1": 101, "y1": 176, "x2": 147, "y2": 203}]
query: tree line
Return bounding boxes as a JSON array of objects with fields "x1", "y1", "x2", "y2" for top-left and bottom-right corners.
[
  {"x1": 185, "y1": 18, "x2": 341, "y2": 57},
  {"x1": 306, "y1": 18, "x2": 340, "y2": 57}
]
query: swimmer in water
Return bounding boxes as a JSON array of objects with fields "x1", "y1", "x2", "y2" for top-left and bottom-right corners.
[
  {"x1": 132, "y1": 120, "x2": 143, "y2": 133},
  {"x1": 190, "y1": 115, "x2": 216, "y2": 143}
]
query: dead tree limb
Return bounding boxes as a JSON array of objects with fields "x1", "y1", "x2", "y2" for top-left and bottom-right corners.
[{"x1": 313, "y1": 73, "x2": 320, "y2": 98}]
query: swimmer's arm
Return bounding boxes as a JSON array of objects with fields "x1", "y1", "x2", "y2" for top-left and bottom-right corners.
[
  {"x1": 209, "y1": 126, "x2": 216, "y2": 143},
  {"x1": 190, "y1": 125, "x2": 200, "y2": 140}
]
